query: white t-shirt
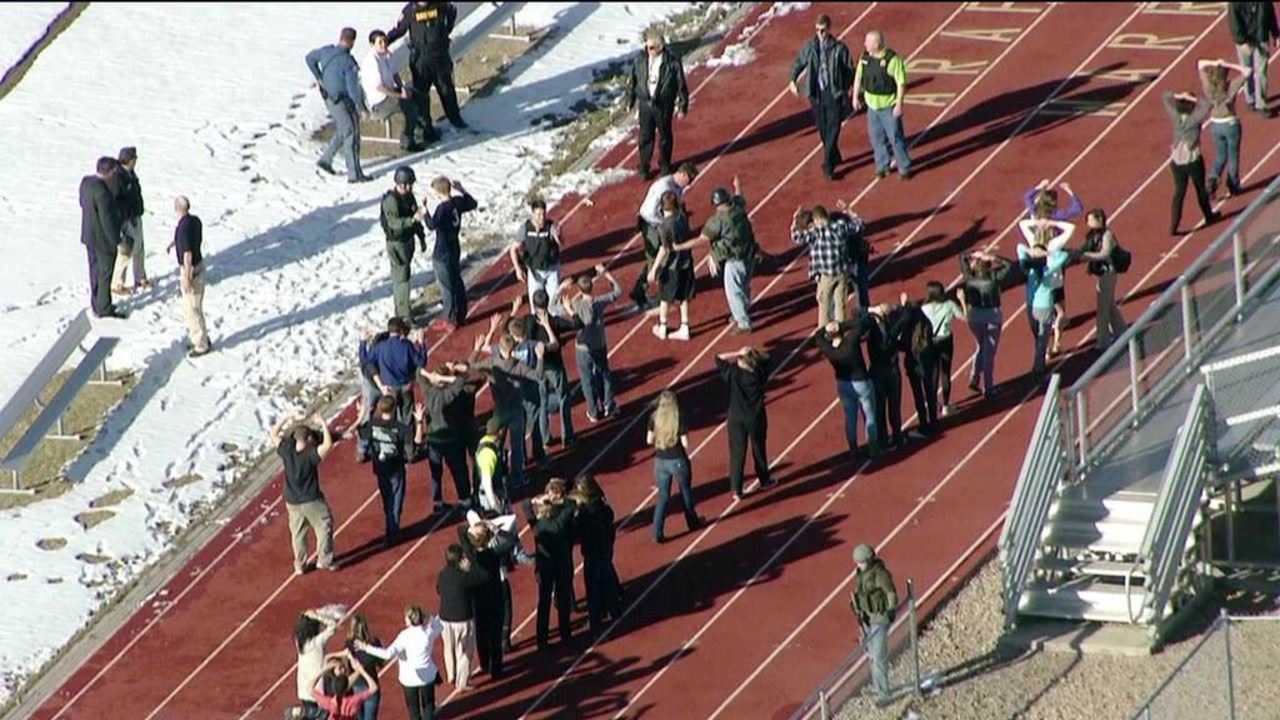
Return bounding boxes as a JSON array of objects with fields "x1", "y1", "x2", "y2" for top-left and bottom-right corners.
[
  {"x1": 360, "y1": 49, "x2": 400, "y2": 105},
  {"x1": 294, "y1": 620, "x2": 337, "y2": 701},
  {"x1": 639, "y1": 175, "x2": 681, "y2": 226},
  {"x1": 921, "y1": 300, "x2": 963, "y2": 340},
  {"x1": 647, "y1": 51, "x2": 663, "y2": 98},
  {"x1": 364, "y1": 617, "x2": 445, "y2": 687}
]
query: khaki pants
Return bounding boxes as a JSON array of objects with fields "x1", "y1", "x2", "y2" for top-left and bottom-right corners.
[
  {"x1": 285, "y1": 499, "x2": 334, "y2": 571},
  {"x1": 112, "y1": 217, "x2": 147, "y2": 287},
  {"x1": 440, "y1": 619, "x2": 475, "y2": 689},
  {"x1": 182, "y1": 265, "x2": 210, "y2": 351},
  {"x1": 815, "y1": 274, "x2": 849, "y2": 328}
]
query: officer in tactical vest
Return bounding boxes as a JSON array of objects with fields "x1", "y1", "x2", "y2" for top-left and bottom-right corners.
[
  {"x1": 853, "y1": 29, "x2": 912, "y2": 180},
  {"x1": 387, "y1": 1, "x2": 468, "y2": 134},
  {"x1": 851, "y1": 543, "x2": 898, "y2": 708},
  {"x1": 381, "y1": 165, "x2": 426, "y2": 322}
]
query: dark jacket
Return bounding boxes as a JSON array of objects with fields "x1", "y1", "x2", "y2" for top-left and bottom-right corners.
[
  {"x1": 388, "y1": 1, "x2": 457, "y2": 58},
  {"x1": 304, "y1": 43, "x2": 365, "y2": 109},
  {"x1": 851, "y1": 558, "x2": 898, "y2": 627},
  {"x1": 1229, "y1": 1, "x2": 1279, "y2": 45},
  {"x1": 458, "y1": 524, "x2": 516, "y2": 608},
  {"x1": 112, "y1": 167, "x2": 144, "y2": 222},
  {"x1": 791, "y1": 36, "x2": 855, "y2": 100},
  {"x1": 574, "y1": 498, "x2": 617, "y2": 560},
  {"x1": 524, "y1": 500, "x2": 576, "y2": 574},
  {"x1": 436, "y1": 562, "x2": 487, "y2": 622},
  {"x1": 425, "y1": 191, "x2": 478, "y2": 261},
  {"x1": 626, "y1": 46, "x2": 689, "y2": 114},
  {"x1": 381, "y1": 190, "x2": 423, "y2": 244},
  {"x1": 79, "y1": 175, "x2": 121, "y2": 250}
]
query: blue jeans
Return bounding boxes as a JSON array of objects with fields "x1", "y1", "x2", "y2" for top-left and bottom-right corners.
[
  {"x1": 375, "y1": 464, "x2": 406, "y2": 539},
  {"x1": 355, "y1": 375, "x2": 381, "y2": 459},
  {"x1": 967, "y1": 307, "x2": 1002, "y2": 395},
  {"x1": 867, "y1": 106, "x2": 911, "y2": 176},
  {"x1": 723, "y1": 259, "x2": 751, "y2": 330},
  {"x1": 433, "y1": 256, "x2": 467, "y2": 325},
  {"x1": 653, "y1": 455, "x2": 698, "y2": 541},
  {"x1": 539, "y1": 369, "x2": 575, "y2": 444},
  {"x1": 1209, "y1": 120, "x2": 1242, "y2": 192},
  {"x1": 506, "y1": 407, "x2": 528, "y2": 487},
  {"x1": 862, "y1": 621, "x2": 891, "y2": 701},
  {"x1": 1031, "y1": 305, "x2": 1053, "y2": 374},
  {"x1": 319, "y1": 98, "x2": 362, "y2": 180},
  {"x1": 575, "y1": 345, "x2": 616, "y2": 417},
  {"x1": 353, "y1": 679, "x2": 380, "y2": 720},
  {"x1": 527, "y1": 266, "x2": 562, "y2": 315},
  {"x1": 836, "y1": 378, "x2": 878, "y2": 453}
]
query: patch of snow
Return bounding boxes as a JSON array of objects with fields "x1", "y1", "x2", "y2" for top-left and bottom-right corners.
[
  {"x1": 0, "y1": 0, "x2": 697, "y2": 705},
  {"x1": 700, "y1": 1, "x2": 812, "y2": 70},
  {"x1": 705, "y1": 42, "x2": 758, "y2": 69},
  {"x1": 0, "y1": 3, "x2": 67, "y2": 77}
]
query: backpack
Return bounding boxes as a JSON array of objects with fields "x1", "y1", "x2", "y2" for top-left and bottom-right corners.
[
  {"x1": 1084, "y1": 228, "x2": 1131, "y2": 275},
  {"x1": 1110, "y1": 245, "x2": 1132, "y2": 274}
]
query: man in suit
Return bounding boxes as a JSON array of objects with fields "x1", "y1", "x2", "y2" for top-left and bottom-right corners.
[
  {"x1": 789, "y1": 14, "x2": 855, "y2": 180},
  {"x1": 79, "y1": 156, "x2": 126, "y2": 318},
  {"x1": 626, "y1": 30, "x2": 690, "y2": 180}
]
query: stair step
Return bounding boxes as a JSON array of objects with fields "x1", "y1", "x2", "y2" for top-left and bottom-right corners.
[
  {"x1": 1052, "y1": 497, "x2": 1155, "y2": 525},
  {"x1": 1038, "y1": 557, "x2": 1147, "y2": 580},
  {"x1": 1042, "y1": 521, "x2": 1144, "y2": 555},
  {"x1": 1019, "y1": 579, "x2": 1149, "y2": 624}
]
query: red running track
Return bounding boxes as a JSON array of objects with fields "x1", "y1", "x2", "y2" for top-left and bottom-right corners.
[{"x1": 29, "y1": 3, "x2": 1280, "y2": 720}]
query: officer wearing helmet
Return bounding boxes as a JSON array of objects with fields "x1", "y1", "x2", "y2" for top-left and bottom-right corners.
[
  {"x1": 381, "y1": 165, "x2": 426, "y2": 321},
  {"x1": 672, "y1": 175, "x2": 758, "y2": 334},
  {"x1": 850, "y1": 542, "x2": 897, "y2": 707}
]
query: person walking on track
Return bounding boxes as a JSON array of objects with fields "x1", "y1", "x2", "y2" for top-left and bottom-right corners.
[
  {"x1": 865, "y1": 304, "x2": 907, "y2": 449},
  {"x1": 354, "y1": 605, "x2": 445, "y2": 720},
  {"x1": 459, "y1": 513, "x2": 520, "y2": 677},
  {"x1": 1228, "y1": 1, "x2": 1279, "y2": 118},
  {"x1": 1163, "y1": 90, "x2": 1220, "y2": 235},
  {"x1": 305, "y1": 27, "x2": 370, "y2": 183},
  {"x1": 790, "y1": 204, "x2": 861, "y2": 331},
  {"x1": 288, "y1": 609, "x2": 339, "y2": 719},
  {"x1": 298, "y1": 655, "x2": 378, "y2": 720},
  {"x1": 627, "y1": 29, "x2": 689, "y2": 180},
  {"x1": 789, "y1": 13, "x2": 854, "y2": 180},
  {"x1": 1016, "y1": 219, "x2": 1073, "y2": 375},
  {"x1": 110, "y1": 146, "x2": 150, "y2": 296},
  {"x1": 648, "y1": 390, "x2": 704, "y2": 542},
  {"x1": 388, "y1": 1, "x2": 469, "y2": 131},
  {"x1": 569, "y1": 475, "x2": 625, "y2": 632},
  {"x1": 676, "y1": 178, "x2": 758, "y2": 335},
  {"x1": 853, "y1": 30, "x2": 912, "y2": 180},
  {"x1": 271, "y1": 412, "x2": 336, "y2": 574},
  {"x1": 382, "y1": 166, "x2": 425, "y2": 322},
  {"x1": 509, "y1": 197, "x2": 564, "y2": 315},
  {"x1": 169, "y1": 196, "x2": 211, "y2": 357},
  {"x1": 632, "y1": 162, "x2": 697, "y2": 313},
  {"x1": 959, "y1": 250, "x2": 1012, "y2": 400},
  {"x1": 817, "y1": 316, "x2": 880, "y2": 458},
  {"x1": 424, "y1": 175, "x2": 477, "y2": 331},
  {"x1": 356, "y1": 394, "x2": 425, "y2": 544},
  {"x1": 419, "y1": 366, "x2": 474, "y2": 511},
  {"x1": 716, "y1": 346, "x2": 775, "y2": 498},
  {"x1": 345, "y1": 615, "x2": 385, "y2": 720},
  {"x1": 648, "y1": 191, "x2": 696, "y2": 341},
  {"x1": 524, "y1": 491, "x2": 577, "y2": 649},
  {"x1": 851, "y1": 543, "x2": 898, "y2": 709},
  {"x1": 1199, "y1": 58, "x2": 1251, "y2": 198},
  {"x1": 512, "y1": 290, "x2": 577, "y2": 447},
  {"x1": 919, "y1": 280, "x2": 965, "y2": 417},
  {"x1": 562, "y1": 264, "x2": 622, "y2": 421},
  {"x1": 436, "y1": 544, "x2": 486, "y2": 692},
  {"x1": 80, "y1": 156, "x2": 125, "y2": 319},
  {"x1": 1079, "y1": 208, "x2": 1130, "y2": 350}
]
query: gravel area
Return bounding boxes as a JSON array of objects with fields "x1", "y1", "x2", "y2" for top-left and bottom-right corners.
[{"x1": 835, "y1": 558, "x2": 1280, "y2": 720}]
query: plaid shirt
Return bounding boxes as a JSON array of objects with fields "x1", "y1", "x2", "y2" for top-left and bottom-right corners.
[{"x1": 791, "y1": 214, "x2": 864, "y2": 279}]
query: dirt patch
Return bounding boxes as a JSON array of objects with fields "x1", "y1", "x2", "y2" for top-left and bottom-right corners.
[
  {"x1": 0, "y1": 369, "x2": 134, "y2": 512},
  {"x1": 6, "y1": 573, "x2": 28, "y2": 582},
  {"x1": 74, "y1": 553, "x2": 112, "y2": 566},
  {"x1": 88, "y1": 487, "x2": 133, "y2": 509},
  {"x1": 35, "y1": 537, "x2": 67, "y2": 552},
  {"x1": 0, "y1": 2, "x2": 88, "y2": 102},
  {"x1": 163, "y1": 473, "x2": 204, "y2": 490},
  {"x1": 73, "y1": 509, "x2": 116, "y2": 531}
]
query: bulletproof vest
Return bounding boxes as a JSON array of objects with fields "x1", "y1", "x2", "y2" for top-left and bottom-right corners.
[
  {"x1": 380, "y1": 190, "x2": 419, "y2": 242},
  {"x1": 521, "y1": 219, "x2": 559, "y2": 270},
  {"x1": 408, "y1": 2, "x2": 452, "y2": 55},
  {"x1": 860, "y1": 48, "x2": 898, "y2": 96}
]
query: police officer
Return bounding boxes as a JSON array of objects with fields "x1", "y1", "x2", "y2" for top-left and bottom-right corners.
[
  {"x1": 305, "y1": 27, "x2": 370, "y2": 183},
  {"x1": 789, "y1": 14, "x2": 855, "y2": 180},
  {"x1": 850, "y1": 543, "x2": 898, "y2": 708},
  {"x1": 387, "y1": 1, "x2": 467, "y2": 136},
  {"x1": 380, "y1": 166, "x2": 426, "y2": 322}
]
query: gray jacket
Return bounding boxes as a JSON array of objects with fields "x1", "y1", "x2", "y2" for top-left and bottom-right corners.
[{"x1": 305, "y1": 43, "x2": 366, "y2": 111}]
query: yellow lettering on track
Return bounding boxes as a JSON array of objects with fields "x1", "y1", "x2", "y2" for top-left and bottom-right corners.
[
  {"x1": 904, "y1": 93, "x2": 956, "y2": 108},
  {"x1": 907, "y1": 58, "x2": 989, "y2": 75},
  {"x1": 940, "y1": 27, "x2": 1024, "y2": 43},
  {"x1": 963, "y1": 2, "x2": 1043, "y2": 13},
  {"x1": 1094, "y1": 67, "x2": 1162, "y2": 83},
  {"x1": 1108, "y1": 33, "x2": 1194, "y2": 51},
  {"x1": 1142, "y1": 2, "x2": 1226, "y2": 16}
]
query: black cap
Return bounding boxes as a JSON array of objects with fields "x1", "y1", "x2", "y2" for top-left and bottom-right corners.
[
  {"x1": 118, "y1": 146, "x2": 138, "y2": 163},
  {"x1": 711, "y1": 187, "x2": 731, "y2": 206},
  {"x1": 393, "y1": 165, "x2": 417, "y2": 185}
]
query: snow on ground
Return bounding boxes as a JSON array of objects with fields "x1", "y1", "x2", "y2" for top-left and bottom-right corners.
[
  {"x1": 699, "y1": 1, "x2": 809, "y2": 70},
  {"x1": 0, "y1": 3, "x2": 67, "y2": 78},
  {"x1": 0, "y1": 1, "x2": 692, "y2": 704}
]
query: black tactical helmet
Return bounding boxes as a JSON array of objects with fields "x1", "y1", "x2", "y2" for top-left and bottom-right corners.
[
  {"x1": 710, "y1": 187, "x2": 731, "y2": 206},
  {"x1": 393, "y1": 165, "x2": 417, "y2": 186}
]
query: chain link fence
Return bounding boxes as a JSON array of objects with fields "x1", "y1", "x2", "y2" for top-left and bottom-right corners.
[{"x1": 1130, "y1": 611, "x2": 1280, "y2": 719}]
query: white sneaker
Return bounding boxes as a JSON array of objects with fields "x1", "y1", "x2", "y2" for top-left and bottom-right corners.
[
  {"x1": 669, "y1": 324, "x2": 690, "y2": 341},
  {"x1": 651, "y1": 324, "x2": 667, "y2": 339},
  {"x1": 941, "y1": 404, "x2": 952, "y2": 418}
]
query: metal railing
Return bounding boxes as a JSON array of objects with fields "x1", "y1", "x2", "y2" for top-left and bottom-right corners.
[
  {"x1": 1137, "y1": 383, "x2": 1211, "y2": 627},
  {"x1": 999, "y1": 373, "x2": 1065, "y2": 629},
  {"x1": 1130, "y1": 610, "x2": 1280, "y2": 720},
  {"x1": 1062, "y1": 175, "x2": 1280, "y2": 478},
  {"x1": 789, "y1": 579, "x2": 921, "y2": 720}
]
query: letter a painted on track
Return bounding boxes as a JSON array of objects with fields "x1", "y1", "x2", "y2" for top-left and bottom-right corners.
[
  {"x1": 907, "y1": 58, "x2": 989, "y2": 76},
  {"x1": 941, "y1": 27, "x2": 1023, "y2": 44},
  {"x1": 963, "y1": 2, "x2": 1043, "y2": 12},
  {"x1": 1108, "y1": 33, "x2": 1194, "y2": 51},
  {"x1": 1142, "y1": 2, "x2": 1226, "y2": 16},
  {"x1": 904, "y1": 93, "x2": 955, "y2": 108}
]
